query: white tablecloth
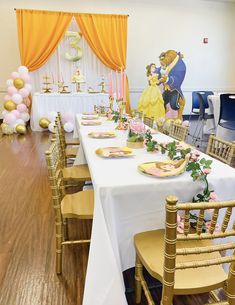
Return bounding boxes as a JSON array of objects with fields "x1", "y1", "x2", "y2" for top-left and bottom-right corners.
[
  {"x1": 30, "y1": 92, "x2": 109, "y2": 131},
  {"x1": 73, "y1": 116, "x2": 235, "y2": 305}
]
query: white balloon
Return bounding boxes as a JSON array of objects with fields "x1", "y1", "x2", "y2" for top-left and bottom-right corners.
[
  {"x1": 15, "y1": 119, "x2": 25, "y2": 125},
  {"x1": 48, "y1": 122, "x2": 55, "y2": 133},
  {"x1": 18, "y1": 66, "x2": 28, "y2": 74},
  {"x1": 20, "y1": 112, "x2": 30, "y2": 122},
  {"x1": 63, "y1": 122, "x2": 74, "y2": 133},
  {"x1": 12, "y1": 93, "x2": 23, "y2": 104},
  {"x1": 48, "y1": 111, "x2": 57, "y2": 123},
  {"x1": 24, "y1": 83, "x2": 32, "y2": 92},
  {"x1": 6, "y1": 79, "x2": 13, "y2": 87}
]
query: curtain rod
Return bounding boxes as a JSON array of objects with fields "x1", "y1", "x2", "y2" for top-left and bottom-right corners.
[{"x1": 14, "y1": 8, "x2": 129, "y2": 16}]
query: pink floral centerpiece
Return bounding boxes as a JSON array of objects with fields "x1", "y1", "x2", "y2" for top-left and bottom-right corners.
[{"x1": 127, "y1": 118, "x2": 145, "y2": 148}]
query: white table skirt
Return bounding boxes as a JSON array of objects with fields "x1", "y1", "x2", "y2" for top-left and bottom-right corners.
[
  {"x1": 30, "y1": 92, "x2": 109, "y2": 131},
  {"x1": 73, "y1": 116, "x2": 235, "y2": 305}
]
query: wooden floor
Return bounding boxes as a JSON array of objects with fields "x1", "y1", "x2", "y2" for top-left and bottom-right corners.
[{"x1": 0, "y1": 130, "x2": 225, "y2": 305}]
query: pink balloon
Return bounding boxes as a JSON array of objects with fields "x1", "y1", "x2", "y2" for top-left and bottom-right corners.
[
  {"x1": 7, "y1": 86, "x2": 18, "y2": 96},
  {"x1": 20, "y1": 74, "x2": 30, "y2": 83},
  {"x1": 4, "y1": 94, "x2": 11, "y2": 101},
  {"x1": 17, "y1": 103, "x2": 27, "y2": 113},
  {"x1": 4, "y1": 113, "x2": 16, "y2": 125},
  {"x1": 63, "y1": 112, "x2": 74, "y2": 123},
  {"x1": 11, "y1": 110, "x2": 20, "y2": 118},
  {"x1": 19, "y1": 88, "x2": 29, "y2": 98},
  {"x1": 11, "y1": 72, "x2": 20, "y2": 79}
]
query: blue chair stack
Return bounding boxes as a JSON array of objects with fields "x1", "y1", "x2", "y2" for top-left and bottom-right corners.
[
  {"x1": 189, "y1": 91, "x2": 214, "y2": 147},
  {"x1": 217, "y1": 94, "x2": 235, "y2": 141}
]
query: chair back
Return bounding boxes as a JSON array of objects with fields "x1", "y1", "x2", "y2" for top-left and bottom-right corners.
[
  {"x1": 219, "y1": 94, "x2": 235, "y2": 123},
  {"x1": 192, "y1": 91, "x2": 213, "y2": 112},
  {"x1": 52, "y1": 116, "x2": 67, "y2": 167},
  {"x1": 207, "y1": 135, "x2": 235, "y2": 166},
  {"x1": 136, "y1": 111, "x2": 143, "y2": 120},
  {"x1": 162, "y1": 195, "x2": 235, "y2": 305},
  {"x1": 143, "y1": 115, "x2": 154, "y2": 128},
  {"x1": 45, "y1": 140, "x2": 65, "y2": 223},
  {"x1": 169, "y1": 121, "x2": 188, "y2": 142}
]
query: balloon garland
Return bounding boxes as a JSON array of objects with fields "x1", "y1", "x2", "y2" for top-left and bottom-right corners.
[
  {"x1": 39, "y1": 111, "x2": 75, "y2": 133},
  {"x1": 1, "y1": 66, "x2": 31, "y2": 135}
]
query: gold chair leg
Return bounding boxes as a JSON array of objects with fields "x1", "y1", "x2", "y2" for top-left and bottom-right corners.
[
  {"x1": 56, "y1": 220, "x2": 63, "y2": 274},
  {"x1": 135, "y1": 255, "x2": 143, "y2": 304},
  {"x1": 227, "y1": 261, "x2": 235, "y2": 305},
  {"x1": 63, "y1": 218, "x2": 68, "y2": 241}
]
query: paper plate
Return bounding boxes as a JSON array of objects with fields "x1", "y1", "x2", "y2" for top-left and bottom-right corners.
[
  {"x1": 81, "y1": 121, "x2": 102, "y2": 126},
  {"x1": 95, "y1": 147, "x2": 134, "y2": 158},
  {"x1": 82, "y1": 115, "x2": 99, "y2": 120},
  {"x1": 138, "y1": 158, "x2": 188, "y2": 178},
  {"x1": 88, "y1": 131, "x2": 116, "y2": 138}
]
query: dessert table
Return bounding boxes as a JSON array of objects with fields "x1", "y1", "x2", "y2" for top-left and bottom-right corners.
[
  {"x1": 74, "y1": 115, "x2": 235, "y2": 305},
  {"x1": 30, "y1": 92, "x2": 109, "y2": 131}
]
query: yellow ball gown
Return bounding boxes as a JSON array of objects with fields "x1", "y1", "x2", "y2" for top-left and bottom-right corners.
[{"x1": 138, "y1": 75, "x2": 165, "y2": 121}]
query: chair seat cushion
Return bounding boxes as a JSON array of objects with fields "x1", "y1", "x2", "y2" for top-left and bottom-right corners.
[
  {"x1": 65, "y1": 147, "x2": 78, "y2": 157},
  {"x1": 219, "y1": 121, "x2": 235, "y2": 130},
  {"x1": 134, "y1": 229, "x2": 227, "y2": 295},
  {"x1": 66, "y1": 138, "x2": 80, "y2": 146},
  {"x1": 61, "y1": 189, "x2": 94, "y2": 219},
  {"x1": 63, "y1": 164, "x2": 91, "y2": 181}
]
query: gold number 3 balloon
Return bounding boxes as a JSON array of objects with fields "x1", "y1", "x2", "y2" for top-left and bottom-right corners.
[{"x1": 65, "y1": 31, "x2": 83, "y2": 62}]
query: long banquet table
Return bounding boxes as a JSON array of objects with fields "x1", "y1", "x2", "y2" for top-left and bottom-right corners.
[
  {"x1": 30, "y1": 92, "x2": 109, "y2": 131},
  {"x1": 74, "y1": 115, "x2": 235, "y2": 305}
]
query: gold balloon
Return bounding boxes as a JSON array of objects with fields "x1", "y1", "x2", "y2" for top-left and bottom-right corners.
[
  {"x1": 39, "y1": 117, "x2": 50, "y2": 129},
  {"x1": 13, "y1": 78, "x2": 24, "y2": 89},
  {"x1": 1, "y1": 123, "x2": 8, "y2": 131},
  {"x1": 16, "y1": 124, "x2": 27, "y2": 134},
  {"x1": 1, "y1": 123, "x2": 14, "y2": 135},
  {"x1": 4, "y1": 100, "x2": 16, "y2": 111}
]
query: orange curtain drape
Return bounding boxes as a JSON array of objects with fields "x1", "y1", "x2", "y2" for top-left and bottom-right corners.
[
  {"x1": 75, "y1": 13, "x2": 131, "y2": 113},
  {"x1": 16, "y1": 9, "x2": 72, "y2": 71}
]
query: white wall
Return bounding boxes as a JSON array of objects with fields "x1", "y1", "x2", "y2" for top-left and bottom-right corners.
[{"x1": 0, "y1": 0, "x2": 235, "y2": 114}]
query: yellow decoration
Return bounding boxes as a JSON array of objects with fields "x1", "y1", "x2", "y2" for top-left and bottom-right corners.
[
  {"x1": 65, "y1": 31, "x2": 83, "y2": 62},
  {"x1": 39, "y1": 117, "x2": 50, "y2": 129},
  {"x1": 75, "y1": 13, "x2": 130, "y2": 113},
  {"x1": 4, "y1": 100, "x2": 16, "y2": 111},
  {"x1": 1, "y1": 123, "x2": 14, "y2": 134},
  {"x1": 138, "y1": 74, "x2": 166, "y2": 122},
  {"x1": 13, "y1": 78, "x2": 25, "y2": 89},
  {"x1": 16, "y1": 124, "x2": 27, "y2": 134}
]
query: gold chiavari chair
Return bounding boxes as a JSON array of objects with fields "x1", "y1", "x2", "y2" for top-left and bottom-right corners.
[
  {"x1": 206, "y1": 135, "x2": 235, "y2": 167},
  {"x1": 52, "y1": 125, "x2": 91, "y2": 184},
  {"x1": 54, "y1": 117, "x2": 78, "y2": 165},
  {"x1": 45, "y1": 140, "x2": 94, "y2": 274},
  {"x1": 137, "y1": 111, "x2": 143, "y2": 120},
  {"x1": 56, "y1": 113, "x2": 79, "y2": 159},
  {"x1": 57, "y1": 112, "x2": 80, "y2": 146},
  {"x1": 143, "y1": 115, "x2": 154, "y2": 128},
  {"x1": 169, "y1": 121, "x2": 188, "y2": 142},
  {"x1": 134, "y1": 195, "x2": 235, "y2": 305}
]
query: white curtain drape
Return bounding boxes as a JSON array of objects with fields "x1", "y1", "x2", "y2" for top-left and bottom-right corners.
[{"x1": 30, "y1": 18, "x2": 111, "y2": 93}]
